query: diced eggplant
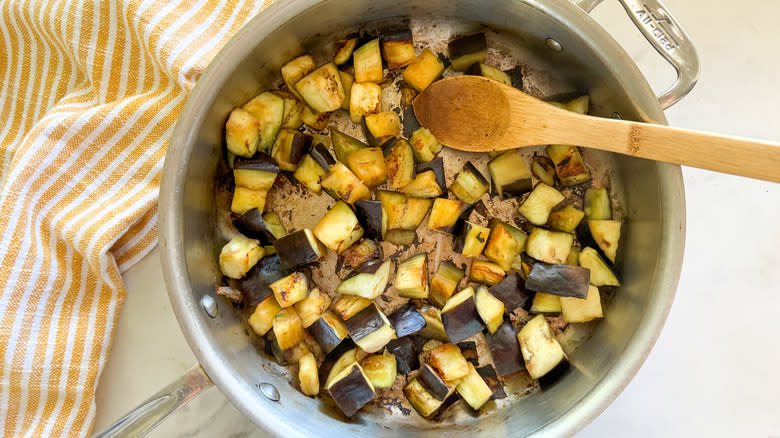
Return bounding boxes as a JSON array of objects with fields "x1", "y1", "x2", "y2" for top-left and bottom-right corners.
[
  {"x1": 300, "y1": 105, "x2": 331, "y2": 131},
  {"x1": 353, "y1": 200, "x2": 387, "y2": 240},
  {"x1": 242, "y1": 91, "x2": 285, "y2": 153},
  {"x1": 546, "y1": 145, "x2": 591, "y2": 187},
  {"x1": 465, "y1": 62, "x2": 511, "y2": 85},
  {"x1": 381, "y1": 28, "x2": 415, "y2": 69},
  {"x1": 353, "y1": 38, "x2": 383, "y2": 83},
  {"x1": 474, "y1": 285, "x2": 504, "y2": 334},
  {"x1": 409, "y1": 127, "x2": 441, "y2": 163},
  {"x1": 402, "y1": 103, "x2": 421, "y2": 138},
  {"x1": 238, "y1": 254, "x2": 288, "y2": 306},
  {"x1": 457, "y1": 341, "x2": 479, "y2": 367},
  {"x1": 334, "y1": 37, "x2": 358, "y2": 65},
  {"x1": 404, "y1": 378, "x2": 443, "y2": 418},
  {"x1": 476, "y1": 365, "x2": 507, "y2": 400},
  {"x1": 247, "y1": 294, "x2": 281, "y2": 336},
  {"x1": 336, "y1": 259, "x2": 392, "y2": 299},
  {"x1": 418, "y1": 364, "x2": 454, "y2": 401},
  {"x1": 231, "y1": 186, "x2": 270, "y2": 215},
  {"x1": 578, "y1": 247, "x2": 620, "y2": 286},
  {"x1": 448, "y1": 33, "x2": 487, "y2": 72},
  {"x1": 441, "y1": 287, "x2": 484, "y2": 343},
  {"x1": 403, "y1": 48, "x2": 445, "y2": 92},
  {"x1": 469, "y1": 260, "x2": 505, "y2": 286},
  {"x1": 414, "y1": 157, "x2": 446, "y2": 194},
  {"x1": 427, "y1": 198, "x2": 471, "y2": 234},
  {"x1": 262, "y1": 212, "x2": 287, "y2": 239},
  {"x1": 331, "y1": 294, "x2": 372, "y2": 321},
  {"x1": 294, "y1": 287, "x2": 332, "y2": 328},
  {"x1": 363, "y1": 112, "x2": 400, "y2": 148},
  {"x1": 401, "y1": 170, "x2": 442, "y2": 198},
  {"x1": 283, "y1": 340, "x2": 312, "y2": 365},
  {"x1": 349, "y1": 81, "x2": 382, "y2": 123},
  {"x1": 225, "y1": 108, "x2": 260, "y2": 158},
  {"x1": 271, "y1": 129, "x2": 312, "y2": 172},
  {"x1": 388, "y1": 303, "x2": 426, "y2": 337},
  {"x1": 327, "y1": 363, "x2": 377, "y2": 417},
  {"x1": 506, "y1": 66, "x2": 524, "y2": 88},
  {"x1": 518, "y1": 183, "x2": 565, "y2": 225},
  {"x1": 273, "y1": 307, "x2": 306, "y2": 350},
  {"x1": 417, "y1": 305, "x2": 449, "y2": 342},
  {"x1": 298, "y1": 352, "x2": 320, "y2": 396},
  {"x1": 361, "y1": 350, "x2": 397, "y2": 388},
  {"x1": 270, "y1": 271, "x2": 309, "y2": 308},
  {"x1": 376, "y1": 190, "x2": 407, "y2": 231},
  {"x1": 530, "y1": 292, "x2": 561, "y2": 315},
  {"x1": 483, "y1": 219, "x2": 527, "y2": 271},
  {"x1": 232, "y1": 208, "x2": 278, "y2": 244},
  {"x1": 344, "y1": 304, "x2": 396, "y2": 353},
  {"x1": 564, "y1": 95, "x2": 589, "y2": 114},
  {"x1": 560, "y1": 285, "x2": 603, "y2": 323},
  {"x1": 566, "y1": 245, "x2": 580, "y2": 267},
  {"x1": 294, "y1": 62, "x2": 346, "y2": 113},
  {"x1": 313, "y1": 201, "x2": 364, "y2": 254},
  {"x1": 320, "y1": 162, "x2": 371, "y2": 204},
  {"x1": 308, "y1": 310, "x2": 349, "y2": 355},
  {"x1": 517, "y1": 314, "x2": 568, "y2": 381},
  {"x1": 429, "y1": 343, "x2": 470, "y2": 381},
  {"x1": 422, "y1": 339, "x2": 445, "y2": 353},
  {"x1": 383, "y1": 229, "x2": 415, "y2": 246},
  {"x1": 233, "y1": 153, "x2": 280, "y2": 188},
  {"x1": 487, "y1": 150, "x2": 532, "y2": 199},
  {"x1": 347, "y1": 147, "x2": 387, "y2": 187},
  {"x1": 485, "y1": 322, "x2": 524, "y2": 376},
  {"x1": 429, "y1": 260, "x2": 465, "y2": 308},
  {"x1": 525, "y1": 227, "x2": 573, "y2": 265},
  {"x1": 395, "y1": 253, "x2": 428, "y2": 299},
  {"x1": 548, "y1": 205, "x2": 585, "y2": 233},
  {"x1": 584, "y1": 187, "x2": 611, "y2": 220},
  {"x1": 532, "y1": 155, "x2": 556, "y2": 187},
  {"x1": 325, "y1": 347, "x2": 365, "y2": 388},
  {"x1": 384, "y1": 138, "x2": 416, "y2": 189},
  {"x1": 273, "y1": 91, "x2": 305, "y2": 130},
  {"x1": 330, "y1": 129, "x2": 367, "y2": 164},
  {"x1": 293, "y1": 154, "x2": 327, "y2": 194},
  {"x1": 488, "y1": 273, "x2": 533, "y2": 313},
  {"x1": 273, "y1": 228, "x2": 326, "y2": 270},
  {"x1": 453, "y1": 221, "x2": 490, "y2": 257},
  {"x1": 281, "y1": 54, "x2": 316, "y2": 99},
  {"x1": 338, "y1": 70, "x2": 354, "y2": 111},
  {"x1": 450, "y1": 161, "x2": 489, "y2": 204},
  {"x1": 310, "y1": 142, "x2": 337, "y2": 170},
  {"x1": 341, "y1": 238, "x2": 381, "y2": 269},
  {"x1": 219, "y1": 234, "x2": 264, "y2": 279},
  {"x1": 386, "y1": 337, "x2": 419, "y2": 375},
  {"x1": 456, "y1": 362, "x2": 492, "y2": 410},
  {"x1": 588, "y1": 219, "x2": 621, "y2": 263},
  {"x1": 399, "y1": 196, "x2": 433, "y2": 230},
  {"x1": 525, "y1": 263, "x2": 590, "y2": 299}
]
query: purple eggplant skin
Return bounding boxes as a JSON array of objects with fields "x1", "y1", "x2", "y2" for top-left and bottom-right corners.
[
  {"x1": 430, "y1": 392, "x2": 461, "y2": 422},
  {"x1": 525, "y1": 264, "x2": 590, "y2": 299},
  {"x1": 415, "y1": 158, "x2": 446, "y2": 196},
  {"x1": 485, "y1": 322, "x2": 524, "y2": 376},
  {"x1": 456, "y1": 341, "x2": 479, "y2": 367},
  {"x1": 328, "y1": 364, "x2": 376, "y2": 417},
  {"x1": 238, "y1": 254, "x2": 288, "y2": 306},
  {"x1": 476, "y1": 365, "x2": 507, "y2": 400},
  {"x1": 402, "y1": 106, "x2": 421, "y2": 138},
  {"x1": 488, "y1": 273, "x2": 534, "y2": 313},
  {"x1": 506, "y1": 66, "x2": 524, "y2": 89},
  {"x1": 417, "y1": 364, "x2": 451, "y2": 401},
  {"x1": 288, "y1": 132, "x2": 313, "y2": 166},
  {"x1": 233, "y1": 152, "x2": 281, "y2": 173},
  {"x1": 388, "y1": 303, "x2": 426, "y2": 337},
  {"x1": 354, "y1": 200, "x2": 384, "y2": 240},
  {"x1": 343, "y1": 304, "x2": 387, "y2": 342},
  {"x1": 273, "y1": 230, "x2": 320, "y2": 270},
  {"x1": 350, "y1": 258, "x2": 386, "y2": 276},
  {"x1": 441, "y1": 296, "x2": 485, "y2": 344},
  {"x1": 448, "y1": 33, "x2": 487, "y2": 61},
  {"x1": 310, "y1": 142, "x2": 336, "y2": 170},
  {"x1": 308, "y1": 315, "x2": 346, "y2": 355},
  {"x1": 382, "y1": 27, "x2": 413, "y2": 42},
  {"x1": 386, "y1": 337, "x2": 419, "y2": 375},
  {"x1": 473, "y1": 199, "x2": 489, "y2": 218},
  {"x1": 232, "y1": 208, "x2": 277, "y2": 244},
  {"x1": 317, "y1": 338, "x2": 357, "y2": 384},
  {"x1": 538, "y1": 358, "x2": 570, "y2": 389}
]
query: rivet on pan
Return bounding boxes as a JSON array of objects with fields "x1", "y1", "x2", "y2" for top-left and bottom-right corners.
[
  {"x1": 545, "y1": 38, "x2": 563, "y2": 52},
  {"x1": 201, "y1": 295, "x2": 218, "y2": 318},
  {"x1": 259, "y1": 382, "x2": 280, "y2": 402},
  {"x1": 612, "y1": 112, "x2": 623, "y2": 119}
]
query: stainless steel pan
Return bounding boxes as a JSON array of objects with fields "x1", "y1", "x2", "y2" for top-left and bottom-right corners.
[{"x1": 94, "y1": 0, "x2": 697, "y2": 436}]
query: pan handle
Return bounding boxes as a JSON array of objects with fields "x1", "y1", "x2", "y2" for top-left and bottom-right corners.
[
  {"x1": 574, "y1": 0, "x2": 700, "y2": 109},
  {"x1": 91, "y1": 364, "x2": 213, "y2": 438}
]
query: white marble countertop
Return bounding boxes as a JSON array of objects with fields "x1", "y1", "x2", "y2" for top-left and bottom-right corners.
[{"x1": 93, "y1": 1, "x2": 780, "y2": 436}]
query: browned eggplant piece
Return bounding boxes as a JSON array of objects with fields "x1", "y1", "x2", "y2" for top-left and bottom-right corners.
[
  {"x1": 353, "y1": 38, "x2": 383, "y2": 83},
  {"x1": 383, "y1": 229, "x2": 415, "y2": 246},
  {"x1": 310, "y1": 142, "x2": 336, "y2": 170},
  {"x1": 404, "y1": 378, "x2": 444, "y2": 418},
  {"x1": 469, "y1": 260, "x2": 505, "y2": 286},
  {"x1": 560, "y1": 285, "x2": 603, "y2": 323},
  {"x1": 453, "y1": 221, "x2": 490, "y2": 257},
  {"x1": 456, "y1": 341, "x2": 479, "y2": 367},
  {"x1": 587, "y1": 219, "x2": 621, "y2": 263},
  {"x1": 336, "y1": 259, "x2": 392, "y2": 299},
  {"x1": 298, "y1": 352, "x2": 320, "y2": 396},
  {"x1": 429, "y1": 343, "x2": 470, "y2": 381},
  {"x1": 313, "y1": 201, "x2": 364, "y2": 254},
  {"x1": 333, "y1": 36, "x2": 358, "y2": 65},
  {"x1": 449, "y1": 161, "x2": 489, "y2": 204},
  {"x1": 518, "y1": 183, "x2": 565, "y2": 226},
  {"x1": 524, "y1": 263, "x2": 590, "y2": 298},
  {"x1": 529, "y1": 292, "x2": 562, "y2": 315},
  {"x1": 474, "y1": 285, "x2": 504, "y2": 334},
  {"x1": 429, "y1": 260, "x2": 465, "y2": 308},
  {"x1": 584, "y1": 187, "x2": 611, "y2": 220},
  {"x1": 546, "y1": 145, "x2": 591, "y2": 187},
  {"x1": 417, "y1": 305, "x2": 449, "y2": 342},
  {"x1": 488, "y1": 273, "x2": 533, "y2": 313},
  {"x1": 578, "y1": 247, "x2": 620, "y2": 286},
  {"x1": 441, "y1": 287, "x2": 484, "y2": 344},
  {"x1": 386, "y1": 337, "x2": 419, "y2": 375},
  {"x1": 415, "y1": 157, "x2": 446, "y2": 195},
  {"x1": 219, "y1": 234, "x2": 265, "y2": 280},
  {"x1": 409, "y1": 127, "x2": 441, "y2": 163},
  {"x1": 403, "y1": 49, "x2": 445, "y2": 92},
  {"x1": 354, "y1": 200, "x2": 386, "y2": 240},
  {"x1": 347, "y1": 147, "x2": 388, "y2": 187},
  {"x1": 293, "y1": 154, "x2": 327, "y2": 194},
  {"x1": 487, "y1": 150, "x2": 533, "y2": 199},
  {"x1": 331, "y1": 294, "x2": 372, "y2": 321},
  {"x1": 517, "y1": 314, "x2": 568, "y2": 381},
  {"x1": 238, "y1": 254, "x2": 289, "y2": 306},
  {"x1": 320, "y1": 162, "x2": 371, "y2": 204},
  {"x1": 532, "y1": 155, "x2": 556, "y2": 187},
  {"x1": 327, "y1": 362, "x2": 377, "y2": 417},
  {"x1": 401, "y1": 170, "x2": 442, "y2": 198},
  {"x1": 362, "y1": 112, "x2": 400, "y2": 148},
  {"x1": 232, "y1": 208, "x2": 277, "y2": 244},
  {"x1": 388, "y1": 303, "x2": 426, "y2": 337},
  {"x1": 548, "y1": 205, "x2": 585, "y2": 233},
  {"x1": 383, "y1": 138, "x2": 416, "y2": 190},
  {"x1": 448, "y1": 33, "x2": 487, "y2": 72},
  {"x1": 417, "y1": 364, "x2": 454, "y2": 401},
  {"x1": 361, "y1": 350, "x2": 397, "y2": 388},
  {"x1": 271, "y1": 129, "x2": 312, "y2": 172},
  {"x1": 456, "y1": 362, "x2": 492, "y2": 410},
  {"x1": 381, "y1": 28, "x2": 415, "y2": 69},
  {"x1": 270, "y1": 271, "x2": 309, "y2": 308},
  {"x1": 293, "y1": 287, "x2": 332, "y2": 328},
  {"x1": 331, "y1": 129, "x2": 368, "y2": 164},
  {"x1": 483, "y1": 219, "x2": 527, "y2": 271},
  {"x1": 525, "y1": 227, "x2": 573, "y2": 265},
  {"x1": 427, "y1": 198, "x2": 472, "y2": 234},
  {"x1": 248, "y1": 294, "x2": 281, "y2": 336},
  {"x1": 465, "y1": 62, "x2": 511, "y2": 85},
  {"x1": 343, "y1": 304, "x2": 396, "y2": 353},
  {"x1": 341, "y1": 238, "x2": 381, "y2": 269},
  {"x1": 395, "y1": 253, "x2": 428, "y2": 298},
  {"x1": 308, "y1": 310, "x2": 349, "y2": 355},
  {"x1": 476, "y1": 365, "x2": 507, "y2": 400},
  {"x1": 261, "y1": 212, "x2": 287, "y2": 239},
  {"x1": 485, "y1": 321, "x2": 524, "y2": 376},
  {"x1": 273, "y1": 228, "x2": 326, "y2": 270},
  {"x1": 272, "y1": 307, "x2": 306, "y2": 350}
]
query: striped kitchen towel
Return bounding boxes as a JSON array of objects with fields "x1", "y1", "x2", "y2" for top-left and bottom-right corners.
[{"x1": 0, "y1": 0, "x2": 272, "y2": 436}]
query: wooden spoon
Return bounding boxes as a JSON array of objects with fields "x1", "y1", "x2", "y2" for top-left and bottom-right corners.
[{"x1": 413, "y1": 76, "x2": 780, "y2": 182}]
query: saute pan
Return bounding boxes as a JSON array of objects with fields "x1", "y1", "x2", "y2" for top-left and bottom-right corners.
[{"x1": 95, "y1": 0, "x2": 697, "y2": 436}]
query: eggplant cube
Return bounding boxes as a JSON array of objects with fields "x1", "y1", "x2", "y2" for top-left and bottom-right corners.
[
  {"x1": 242, "y1": 91, "x2": 285, "y2": 153},
  {"x1": 388, "y1": 303, "x2": 426, "y2": 337},
  {"x1": 232, "y1": 207, "x2": 278, "y2": 245},
  {"x1": 271, "y1": 129, "x2": 312, "y2": 172},
  {"x1": 333, "y1": 37, "x2": 358, "y2": 65},
  {"x1": 320, "y1": 162, "x2": 371, "y2": 204},
  {"x1": 344, "y1": 304, "x2": 396, "y2": 353},
  {"x1": 402, "y1": 48, "x2": 445, "y2": 92},
  {"x1": 584, "y1": 187, "x2": 612, "y2": 220},
  {"x1": 449, "y1": 161, "x2": 489, "y2": 204},
  {"x1": 353, "y1": 38, "x2": 383, "y2": 83},
  {"x1": 233, "y1": 153, "x2": 280, "y2": 191},
  {"x1": 238, "y1": 254, "x2": 288, "y2": 306},
  {"x1": 518, "y1": 183, "x2": 565, "y2": 226},
  {"x1": 532, "y1": 155, "x2": 556, "y2": 187},
  {"x1": 386, "y1": 337, "x2": 419, "y2": 375},
  {"x1": 300, "y1": 105, "x2": 331, "y2": 131},
  {"x1": 548, "y1": 205, "x2": 585, "y2": 233},
  {"x1": 417, "y1": 364, "x2": 454, "y2": 401},
  {"x1": 336, "y1": 259, "x2": 392, "y2": 300},
  {"x1": 487, "y1": 150, "x2": 532, "y2": 199},
  {"x1": 281, "y1": 54, "x2": 315, "y2": 99},
  {"x1": 485, "y1": 322, "x2": 524, "y2": 376},
  {"x1": 219, "y1": 234, "x2": 264, "y2": 279},
  {"x1": 474, "y1": 285, "x2": 504, "y2": 334},
  {"x1": 409, "y1": 127, "x2": 441, "y2": 163},
  {"x1": 441, "y1": 287, "x2": 484, "y2": 343},
  {"x1": 404, "y1": 378, "x2": 443, "y2": 418},
  {"x1": 270, "y1": 271, "x2": 309, "y2": 308},
  {"x1": 530, "y1": 292, "x2": 562, "y2": 315},
  {"x1": 293, "y1": 154, "x2": 327, "y2": 194},
  {"x1": 331, "y1": 129, "x2": 367, "y2": 164},
  {"x1": 429, "y1": 260, "x2": 465, "y2": 308},
  {"x1": 525, "y1": 263, "x2": 590, "y2": 299},
  {"x1": 294, "y1": 62, "x2": 346, "y2": 113},
  {"x1": 273, "y1": 229, "x2": 326, "y2": 270},
  {"x1": 354, "y1": 200, "x2": 387, "y2": 240},
  {"x1": 313, "y1": 201, "x2": 364, "y2": 254},
  {"x1": 395, "y1": 253, "x2": 429, "y2": 299},
  {"x1": 417, "y1": 305, "x2": 449, "y2": 342},
  {"x1": 453, "y1": 221, "x2": 490, "y2": 257},
  {"x1": 457, "y1": 341, "x2": 479, "y2": 367},
  {"x1": 488, "y1": 273, "x2": 534, "y2": 312},
  {"x1": 466, "y1": 62, "x2": 511, "y2": 86},
  {"x1": 349, "y1": 82, "x2": 382, "y2": 123},
  {"x1": 427, "y1": 198, "x2": 470, "y2": 234},
  {"x1": 331, "y1": 294, "x2": 372, "y2": 321},
  {"x1": 361, "y1": 350, "x2": 397, "y2": 388},
  {"x1": 588, "y1": 219, "x2": 621, "y2": 263},
  {"x1": 261, "y1": 212, "x2": 287, "y2": 239},
  {"x1": 455, "y1": 363, "x2": 492, "y2": 410},
  {"x1": 327, "y1": 362, "x2": 377, "y2": 417},
  {"x1": 273, "y1": 307, "x2": 306, "y2": 350},
  {"x1": 517, "y1": 314, "x2": 568, "y2": 380},
  {"x1": 308, "y1": 310, "x2": 349, "y2": 355},
  {"x1": 578, "y1": 247, "x2": 620, "y2": 286},
  {"x1": 448, "y1": 33, "x2": 487, "y2": 72},
  {"x1": 247, "y1": 295, "x2": 281, "y2": 337},
  {"x1": 225, "y1": 108, "x2": 260, "y2": 158},
  {"x1": 476, "y1": 365, "x2": 507, "y2": 400},
  {"x1": 526, "y1": 227, "x2": 573, "y2": 265},
  {"x1": 560, "y1": 285, "x2": 603, "y2": 323},
  {"x1": 547, "y1": 144, "x2": 591, "y2": 187},
  {"x1": 401, "y1": 170, "x2": 442, "y2": 198},
  {"x1": 384, "y1": 138, "x2": 416, "y2": 190},
  {"x1": 347, "y1": 147, "x2": 387, "y2": 187},
  {"x1": 298, "y1": 352, "x2": 319, "y2": 396},
  {"x1": 382, "y1": 29, "x2": 416, "y2": 69},
  {"x1": 429, "y1": 343, "x2": 470, "y2": 381},
  {"x1": 483, "y1": 219, "x2": 527, "y2": 271},
  {"x1": 469, "y1": 260, "x2": 506, "y2": 286},
  {"x1": 230, "y1": 186, "x2": 270, "y2": 215},
  {"x1": 341, "y1": 238, "x2": 381, "y2": 269},
  {"x1": 293, "y1": 287, "x2": 332, "y2": 328},
  {"x1": 363, "y1": 112, "x2": 401, "y2": 148}
]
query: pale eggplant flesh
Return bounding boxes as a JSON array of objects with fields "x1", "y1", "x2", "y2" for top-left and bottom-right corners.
[{"x1": 415, "y1": 157, "x2": 446, "y2": 196}]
